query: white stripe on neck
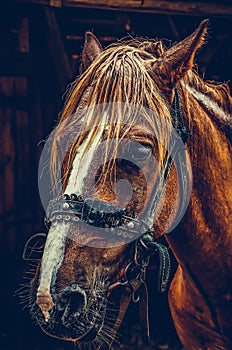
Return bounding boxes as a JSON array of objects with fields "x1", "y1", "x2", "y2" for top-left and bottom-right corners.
[{"x1": 186, "y1": 84, "x2": 231, "y2": 123}]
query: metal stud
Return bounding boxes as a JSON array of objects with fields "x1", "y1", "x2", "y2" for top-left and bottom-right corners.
[
  {"x1": 70, "y1": 193, "x2": 78, "y2": 201},
  {"x1": 115, "y1": 219, "x2": 120, "y2": 226},
  {"x1": 62, "y1": 202, "x2": 69, "y2": 209},
  {"x1": 127, "y1": 221, "x2": 135, "y2": 229},
  {"x1": 65, "y1": 215, "x2": 70, "y2": 221},
  {"x1": 77, "y1": 195, "x2": 84, "y2": 202}
]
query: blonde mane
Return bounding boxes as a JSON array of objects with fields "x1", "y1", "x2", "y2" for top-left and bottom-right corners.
[{"x1": 50, "y1": 38, "x2": 231, "y2": 194}]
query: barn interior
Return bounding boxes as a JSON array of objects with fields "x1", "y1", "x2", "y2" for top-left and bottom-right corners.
[{"x1": 0, "y1": 0, "x2": 231, "y2": 349}]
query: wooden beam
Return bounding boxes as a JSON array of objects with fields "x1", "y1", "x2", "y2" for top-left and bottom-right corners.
[
  {"x1": 19, "y1": 17, "x2": 30, "y2": 53},
  {"x1": 66, "y1": 35, "x2": 118, "y2": 42},
  {"x1": 9, "y1": 0, "x2": 232, "y2": 17},
  {"x1": 49, "y1": 0, "x2": 62, "y2": 7},
  {"x1": 43, "y1": 6, "x2": 73, "y2": 93},
  {"x1": 66, "y1": 18, "x2": 116, "y2": 25}
]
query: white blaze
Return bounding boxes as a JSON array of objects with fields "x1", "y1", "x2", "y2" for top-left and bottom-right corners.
[
  {"x1": 66, "y1": 122, "x2": 105, "y2": 194},
  {"x1": 36, "y1": 116, "x2": 106, "y2": 321},
  {"x1": 37, "y1": 223, "x2": 68, "y2": 291},
  {"x1": 36, "y1": 222, "x2": 68, "y2": 321}
]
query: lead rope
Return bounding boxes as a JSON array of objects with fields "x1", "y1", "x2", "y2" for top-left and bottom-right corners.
[
  {"x1": 98, "y1": 280, "x2": 142, "y2": 350},
  {"x1": 139, "y1": 280, "x2": 150, "y2": 344},
  {"x1": 104, "y1": 279, "x2": 149, "y2": 350},
  {"x1": 152, "y1": 242, "x2": 171, "y2": 293},
  {"x1": 138, "y1": 232, "x2": 171, "y2": 293},
  {"x1": 105, "y1": 232, "x2": 171, "y2": 348}
]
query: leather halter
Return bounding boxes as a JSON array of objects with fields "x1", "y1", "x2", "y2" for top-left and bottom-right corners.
[
  {"x1": 23, "y1": 87, "x2": 189, "y2": 346},
  {"x1": 44, "y1": 194, "x2": 147, "y2": 238}
]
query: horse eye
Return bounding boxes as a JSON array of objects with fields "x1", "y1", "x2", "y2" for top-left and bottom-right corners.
[{"x1": 129, "y1": 143, "x2": 152, "y2": 161}]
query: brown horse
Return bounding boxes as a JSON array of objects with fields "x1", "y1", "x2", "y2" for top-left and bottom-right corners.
[{"x1": 23, "y1": 20, "x2": 232, "y2": 349}]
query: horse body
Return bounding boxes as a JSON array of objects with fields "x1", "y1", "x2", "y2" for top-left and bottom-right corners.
[
  {"x1": 167, "y1": 80, "x2": 232, "y2": 349},
  {"x1": 24, "y1": 20, "x2": 232, "y2": 349}
]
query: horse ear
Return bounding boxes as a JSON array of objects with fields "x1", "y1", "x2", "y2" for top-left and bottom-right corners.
[
  {"x1": 82, "y1": 31, "x2": 103, "y2": 69},
  {"x1": 153, "y1": 19, "x2": 209, "y2": 88}
]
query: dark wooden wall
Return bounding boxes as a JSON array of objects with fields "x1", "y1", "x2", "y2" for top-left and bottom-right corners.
[
  {"x1": 0, "y1": 6, "x2": 69, "y2": 349},
  {"x1": 0, "y1": 2, "x2": 231, "y2": 349}
]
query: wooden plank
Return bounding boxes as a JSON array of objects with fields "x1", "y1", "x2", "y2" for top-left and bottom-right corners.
[
  {"x1": 43, "y1": 6, "x2": 73, "y2": 93},
  {"x1": 27, "y1": 71, "x2": 45, "y2": 230},
  {"x1": 0, "y1": 80, "x2": 13, "y2": 254},
  {"x1": 19, "y1": 17, "x2": 29, "y2": 53},
  {"x1": 0, "y1": 106, "x2": 16, "y2": 253},
  {"x1": 0, "y1": 76, "x2": 28, "y2": 110},
  {"x1": 9, "y1": 0, "x2": 232, "y2": 17},
  {"x1": 0, "y1": 55, "x2": 32, "y2": 76},
  {"x1": 60, "y1": 0, "x2": 232, "y2": 17},
  {"x1": 50, "y1": 0, "x2": 62, "y2": 7},
  {"x1": 66, "y1": 35, "x2": 118, "y2": 41}
]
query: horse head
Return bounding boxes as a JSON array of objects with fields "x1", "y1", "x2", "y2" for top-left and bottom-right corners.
[{"x1": 26, "y1": 20, "x2": 208, "y2": 348}]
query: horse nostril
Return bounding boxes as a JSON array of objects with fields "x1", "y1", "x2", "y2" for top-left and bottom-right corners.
[
  {"x1": 69, "y1": 292, "x2": 85, "y2": 314},
  {"x1": 58, "y1": 284, "x2": 87, "y2": 315}
]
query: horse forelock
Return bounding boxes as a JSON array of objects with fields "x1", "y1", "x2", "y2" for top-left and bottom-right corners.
[{"x1": 50, "y1": 40, "x2": 173, "y2": 193}]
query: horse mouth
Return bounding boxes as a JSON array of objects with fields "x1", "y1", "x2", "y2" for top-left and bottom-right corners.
[
  {"x1": 33, "y1": 296, "x2": 107, "y2": 343},
  {"x1": 38, "y1": 318, "x2": 102, "y2": 343}
]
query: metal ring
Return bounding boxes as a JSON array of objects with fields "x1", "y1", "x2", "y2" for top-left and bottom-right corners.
[{"x1": 132, "y1": 292, "x2": 140, "y2": 303}]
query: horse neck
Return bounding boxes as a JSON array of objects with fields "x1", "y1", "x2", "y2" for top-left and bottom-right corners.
[{"x1": 166, "y1": 76, "x2": 232, "y2": 288}]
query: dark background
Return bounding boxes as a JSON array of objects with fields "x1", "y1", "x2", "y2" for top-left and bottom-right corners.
[{"x1": 0, "y1": 1, "x2": 231, "y2": 349}]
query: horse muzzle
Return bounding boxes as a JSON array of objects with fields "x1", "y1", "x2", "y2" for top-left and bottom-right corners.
[{"x1": 34, "y1": 283, "x2": 107, "y2": 343}]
